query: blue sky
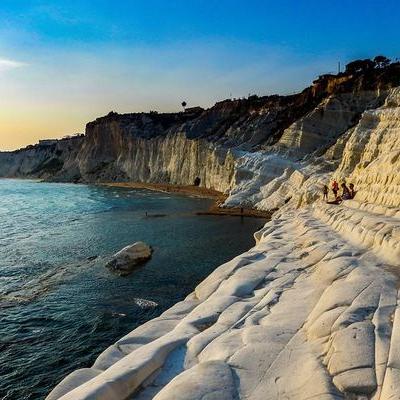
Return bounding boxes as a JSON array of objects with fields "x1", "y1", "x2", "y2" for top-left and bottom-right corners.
[{"x1": 0, "y1": 0, "x2": 399, "y2": 149}]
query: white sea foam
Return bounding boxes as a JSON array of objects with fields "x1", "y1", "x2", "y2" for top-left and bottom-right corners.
[{"x1": 133, "y1": 298, "x2": 158, "y2": 309}]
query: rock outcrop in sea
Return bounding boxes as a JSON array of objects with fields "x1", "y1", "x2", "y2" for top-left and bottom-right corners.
[
  {"x1": 2, "y1": 59, "x2": 400, "y2": 399},
  {"x1": 106, "y1": 242, "x2": 152, "y2": 276}
]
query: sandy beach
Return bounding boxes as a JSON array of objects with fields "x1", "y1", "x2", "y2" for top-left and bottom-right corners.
[{"x1": 103, "y1": 182, "x2": 272, "y2": 218}]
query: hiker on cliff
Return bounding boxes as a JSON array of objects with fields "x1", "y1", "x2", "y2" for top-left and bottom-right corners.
[
  {"x1": 323, "y1": 185, "x2": 328, "y2": 201},
  {"x1": 341, "y1": 182, "x2": 351, "y2": 200},
  {"x1": 332, "y1": 180, "x2": 339, "y2": 199},
  {"x1": 349, "y1": 183, "x2": 356, "y2": 199}
]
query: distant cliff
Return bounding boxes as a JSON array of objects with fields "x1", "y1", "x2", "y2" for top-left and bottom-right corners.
[{"x1": 1, "y1": 60, "x2": 399, "y2": 198}]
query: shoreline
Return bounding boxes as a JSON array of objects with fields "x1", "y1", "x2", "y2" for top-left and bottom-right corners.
[
  {"x1": 1, "y1": 178, "x2": 271, "y2": 219},
  {"x1": 102, "y1": 181, "x2": 225, "y2": 200},
  {"x1": 2, "y1": 178, "x2": 265, "y2": 400},
  {"x1": 46, "y1": 203, "x2": 400, "y2": 400},
  {"x1": 103, "y1": 182, "x2": 272, "y2": 219}
]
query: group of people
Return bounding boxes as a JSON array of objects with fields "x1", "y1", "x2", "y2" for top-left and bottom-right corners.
[{"x1": 323, "y1": 180, "x2": 356, "y2": 204}]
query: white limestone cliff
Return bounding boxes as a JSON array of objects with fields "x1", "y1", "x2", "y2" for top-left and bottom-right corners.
[
  {"x1": 46, "y1": 87, "x2": 400, "y2": 399},
  {"x1": 4, "y1": 70, "x2": 394, "y2": 193},
  {"x1": 0, "y1": 136, "x2": 84, "y2": 180},
  {"x1": 0, "y1": 132, "x2": 236, "y2": 193},
  {"x1": 225, "y1": 88, "x2": 399, "y2": 214},
  {"x1": 72, "y1": 132, "x2": 237, "y2": 193},
  {"x1": 278, "y1": 91, "x2": 385, "y2": 155},
  {"x1": 224, "y1": 90, "x2": 383, "y2": 210}
]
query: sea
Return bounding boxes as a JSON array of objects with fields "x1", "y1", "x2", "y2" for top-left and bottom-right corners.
[{"x1": 0, "y1": 179, "x2": 265, "y2": 399}]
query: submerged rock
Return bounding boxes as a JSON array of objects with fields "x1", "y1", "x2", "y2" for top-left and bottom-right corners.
[{"x1": 106, "y1": 242, "x2": 152, "y2": 276}]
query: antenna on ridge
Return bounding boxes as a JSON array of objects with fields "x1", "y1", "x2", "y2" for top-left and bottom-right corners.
[{"x1": 338, "y1": 61, "x2": 341, "y2": 74}]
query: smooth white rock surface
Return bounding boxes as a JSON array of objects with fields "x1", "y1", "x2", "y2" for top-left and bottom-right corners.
[{"x1": 47, "y1": 200, "x2": 400, "y2": 399}]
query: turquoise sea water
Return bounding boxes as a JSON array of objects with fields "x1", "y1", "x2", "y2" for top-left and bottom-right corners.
[{"x1": 0, "y1": 179, "x2": 265, "y2": 400}]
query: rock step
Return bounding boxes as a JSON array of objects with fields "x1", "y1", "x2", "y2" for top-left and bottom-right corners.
[
  {"x1": 255, "y1": 209, "x2": 400, "y2": 399},
  {"x1": 343, "y1": 199, "x2": 400, "y2": 219},
  {"x1": 313, "y1": 203, "x2": 400, "y2": 265}
]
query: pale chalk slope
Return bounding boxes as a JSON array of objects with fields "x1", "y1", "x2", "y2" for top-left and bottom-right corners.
[
  {"x1": 47, "y1": 89, "x2": 400, "y2": 400},
  {"x1": 226, "y1": 88, "x2": 395, "y2": 212}
]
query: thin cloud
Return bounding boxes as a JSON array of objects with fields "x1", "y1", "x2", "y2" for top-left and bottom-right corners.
[{"x1": 0, "y1": 58, "x2": 27, "y2": 72}]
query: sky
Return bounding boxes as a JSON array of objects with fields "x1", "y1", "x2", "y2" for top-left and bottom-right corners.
[{"x1": 0, "y1": 0, "x2": 399, "y2": 150}]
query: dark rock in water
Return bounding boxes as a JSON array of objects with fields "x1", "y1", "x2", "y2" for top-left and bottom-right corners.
[
  {"x1": 106, "y1": 242, "x2": 152, "y2": 276},
  {"x1": 145, "y1": 213, "x2": 167, "y2": 218},
  {"x1": 87, "y1": 255, "x2": 98, "y2": 261}
]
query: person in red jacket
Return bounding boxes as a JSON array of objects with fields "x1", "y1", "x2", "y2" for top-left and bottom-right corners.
[{"x1": 332, "y1": 180, "x2": 339, "y2": 199}]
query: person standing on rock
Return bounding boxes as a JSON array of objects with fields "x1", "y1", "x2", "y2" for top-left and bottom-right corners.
[
  {"x1": 323, "y1": 185, "x2": 328, "y2": 201},
  {"x1": 332, "y1": 180, "x2": 339, "y2": 199},
  {"x1": 349, "y1": 183, "x2": 356, "y2": 199}
]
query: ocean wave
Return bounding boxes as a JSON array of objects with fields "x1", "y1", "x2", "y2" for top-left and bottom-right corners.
[
  {"x1": 0, "y1": 258, "x2": 99, "y2": 309},
  {"x1": 0, "y1": 268, "x2": 68, "y2": 308}
]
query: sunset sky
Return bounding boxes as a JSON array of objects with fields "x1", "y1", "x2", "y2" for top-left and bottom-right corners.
[{"x1": 1, "y1": 0, "x2": 399, "y2": 150}]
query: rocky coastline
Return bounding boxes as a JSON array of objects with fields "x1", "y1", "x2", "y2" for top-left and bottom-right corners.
[{"x1": 1, "y1": 60, "x2": 400, "y2": 399}]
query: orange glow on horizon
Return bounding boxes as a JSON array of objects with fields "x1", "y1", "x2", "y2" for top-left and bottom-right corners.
[{"x1": 0, "y1": 111, "x2": 87, "y2": 151}]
